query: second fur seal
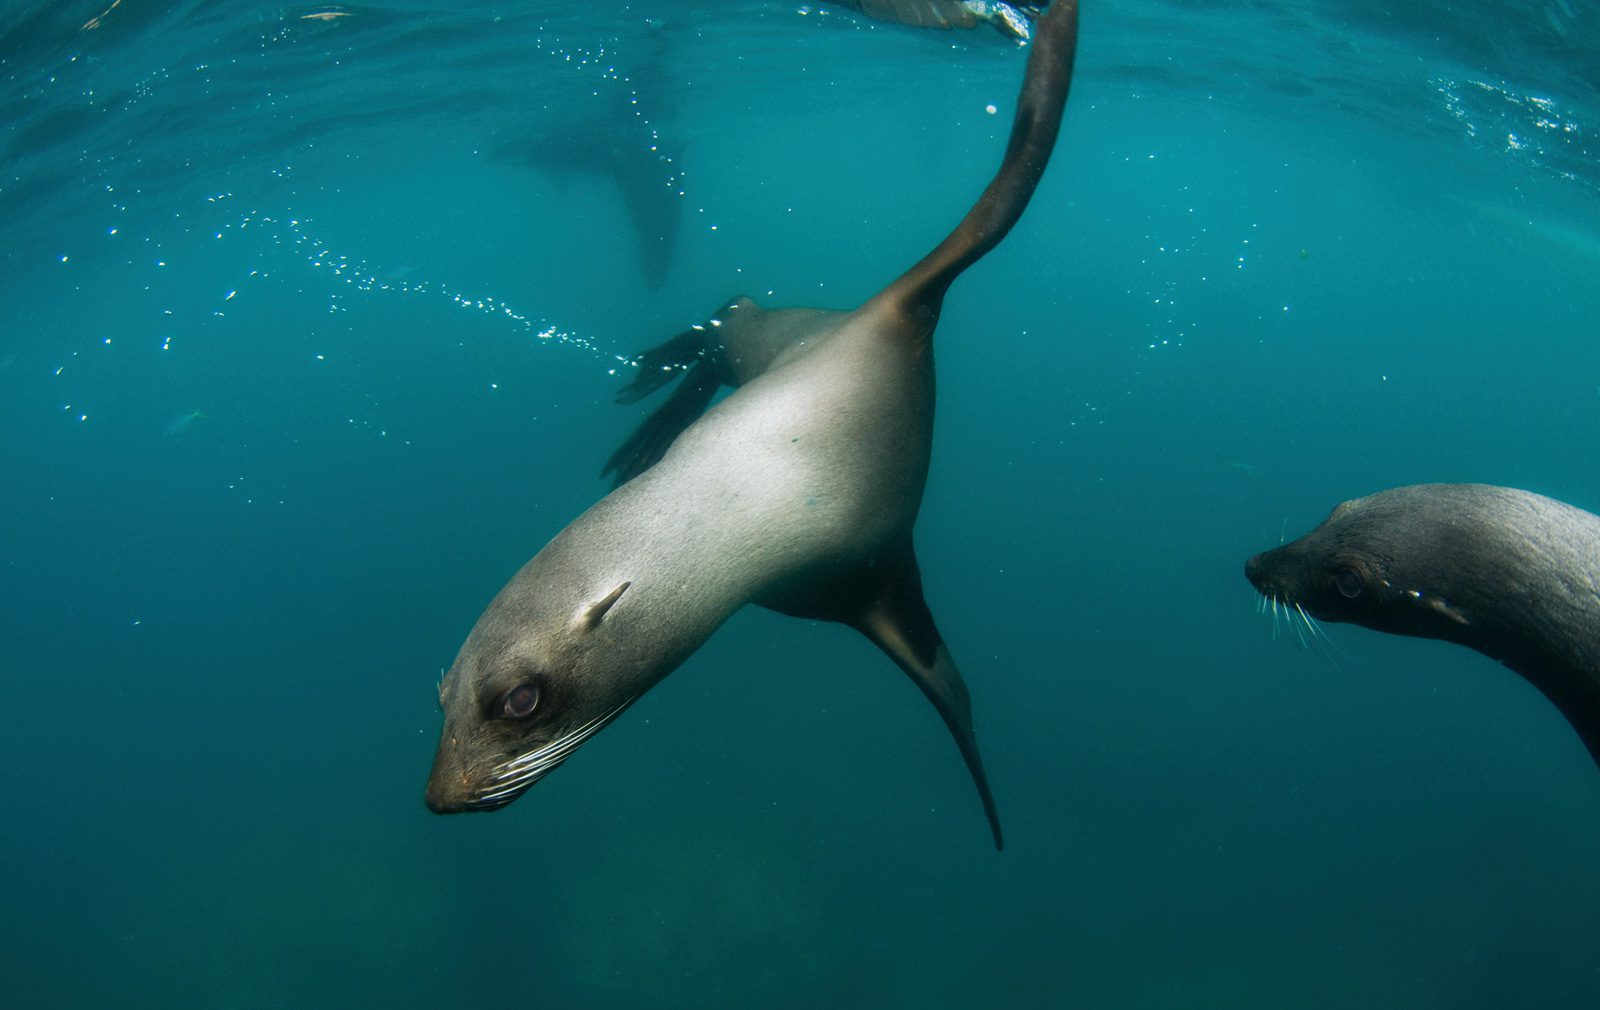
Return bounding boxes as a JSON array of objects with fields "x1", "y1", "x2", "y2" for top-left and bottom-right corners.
[
  {"x1": 425, "y1": 1, "x2": 1084, "y2": 848},
  {"x1": 1246, "y1": 483, "x2": 1600, "y2": 765}
]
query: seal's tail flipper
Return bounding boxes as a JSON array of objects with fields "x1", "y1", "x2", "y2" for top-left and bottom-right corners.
[
  {"x1": 853, "y1": 549, "x2": 1004, "y2": 851},
  {"x1": 872, "y1": 0, "x2": 1079, "y2": 323},
  {"x1": 603, "y1": 327, "x2": 725, "y2": 485}
]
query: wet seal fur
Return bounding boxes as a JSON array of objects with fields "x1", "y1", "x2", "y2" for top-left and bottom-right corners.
[
  {"x1": 1246, "y1": 483, "x2": 1600, "y2": 764},
  {"x1": 425, "y1": 1, "x2": 1083, "y2": 849}
]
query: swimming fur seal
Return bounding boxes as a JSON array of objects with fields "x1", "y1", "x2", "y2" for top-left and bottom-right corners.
[
  {"x1": 1245, "y1": 483, "x2": 1600, "y2": 764},
  {"x1": 425, "y1": 0, "x2": 1082, "y2": 849},
  {"x1": 836, "y1": 0, "x2": 1043, "y2": 41}
]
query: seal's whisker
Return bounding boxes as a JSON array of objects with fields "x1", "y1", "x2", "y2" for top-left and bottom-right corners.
[
  {"x1": 1295, "y1": 603, "x2": 1320, "y2": 640},
  {"x1": 478, "y1": 766, "x2": 550, "y2": 803},
  {"x1": 492, "y1": 750, "x2": 570, "y2": 791},
  {"x1": 1252, "y1": 592, "x2": 1343, "y2": 671},
  {"x1": 494, "y1": 748, "x2": 564, "y2": 786},
  {"x1": 497, "y1": 702, "x2": 625, "y2": 776},
  {"x1": 497, "y1": 734, "x2": 592, "y2": 783},
  {"x1": 500, "y1": 709, "x2": 610, "y2": 772},
  {"x1": 1289, "y1": 605, "x2": 1309, "y2": 650},
  {"x1": 480, "y1": 762, "x2": 573, "y2": 803},
  {"x1": 480, "y1": 756, "x2": 567, "y2": 803},
  {"x1": 1294, "y1": 603, "x2": 1345, "y2": 670},
  {"x1": 473, "y1": 699, "x2": 636, "y2": 806}
]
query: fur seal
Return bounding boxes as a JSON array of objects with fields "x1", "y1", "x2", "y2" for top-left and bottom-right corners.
[
  {"x1": 836, "y1": 1, "x2": 1043, "y2": 41},
  {"x1": 1245, "y1": 483, "x2": 1600, "y2": 764},
  {"x1": 425, "y1": 0, "x2": 1082, "y2": 849}
]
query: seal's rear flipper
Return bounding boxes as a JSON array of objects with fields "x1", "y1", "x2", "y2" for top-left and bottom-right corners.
[
  {"x1": 604, "y1": 326, "x2": 726, "y2": 485},
  {"x1": 870, "y1": 0, "x2": 1078, "y2": 327},
  {"x1": 853, "y1": 553, "x2": 1004, "y2": 851}
]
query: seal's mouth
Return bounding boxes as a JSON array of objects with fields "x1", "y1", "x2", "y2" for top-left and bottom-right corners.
[{"x1": 425, "y1": 698, "x2": 636, "y2": 815}]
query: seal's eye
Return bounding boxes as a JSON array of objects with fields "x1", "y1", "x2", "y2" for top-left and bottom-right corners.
[
  {"x1": 1333, "y1": 567, "x2": 1363, "y2": 599},
  {"x1": 499, "y1": 683, "x2": 539, "y2": 720}
]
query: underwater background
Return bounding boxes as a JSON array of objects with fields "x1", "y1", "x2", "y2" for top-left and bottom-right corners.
[{"x1": 3, "y1": 1, "x2": 1598, "y2": 1006}]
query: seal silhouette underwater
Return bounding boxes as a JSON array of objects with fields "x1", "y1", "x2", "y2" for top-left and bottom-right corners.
[
  {"x1": 836, "y1": 0, "x2": 1043, "y2": 40},
  {"x1": 425, "y1": 1, "x2": 1082, "y2": 849},
  {"x1": 1246, "y1": 483, "x2": 1600, "y2": 765}
]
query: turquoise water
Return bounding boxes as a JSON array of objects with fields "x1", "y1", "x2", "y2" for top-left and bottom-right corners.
[{"x1": 3, "y1": 1, "x2": 1598, "y2": 1006}]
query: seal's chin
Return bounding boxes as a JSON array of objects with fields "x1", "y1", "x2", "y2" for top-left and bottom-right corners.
[{"x1": 424, "y1": 698, "x2": 638, "y2": 816}]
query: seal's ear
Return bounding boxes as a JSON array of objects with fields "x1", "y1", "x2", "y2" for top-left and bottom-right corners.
[{"x1": 581, "y1": 581, "x2": 631, "y2": 631}]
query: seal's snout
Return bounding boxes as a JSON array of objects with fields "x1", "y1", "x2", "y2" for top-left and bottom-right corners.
[
  {"x1": 424, "y1": 736, "x2": 473, "y2": 814},
  {"x1": 424, "y1": 776, "x2": 465, "y2": 815},
  {"x1": 1244, "y1": 552, "x2": 1267, "y2": 591}
]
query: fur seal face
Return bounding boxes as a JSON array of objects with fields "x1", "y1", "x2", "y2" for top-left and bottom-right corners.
[
  {"x1": 425, "y1": 578, "x2": 635, "y2": 813},
  {"x1": 1245, "y1": 483, "x2": 1600, "y2": 764},
  {"x1": 1244, "y1": 486, "x2": 1485, "y2": 642}
]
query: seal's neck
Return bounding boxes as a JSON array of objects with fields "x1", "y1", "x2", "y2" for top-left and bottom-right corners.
[{"x1": 1454, "y1": 564, "x2": 1600, "y2": 767}]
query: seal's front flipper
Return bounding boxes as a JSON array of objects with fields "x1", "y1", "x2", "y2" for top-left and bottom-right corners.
[
  {"x1": 604, "y1": 324, "x2": 727, "y2": 486},
  {"x1": 614, "y1": 326, "x2": 716, "y2": 405},
  {"x1": 602, "y1": 361, "x2": 720, "y2": 486},
  {"x1": 853, "y1": 552, "x2": 1004, "y2": 851}
]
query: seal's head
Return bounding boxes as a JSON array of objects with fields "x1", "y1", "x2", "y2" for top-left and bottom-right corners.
[
  {"x1": 425, "y1": 577, "x2": 637, "y2": 813},
  {"x1": 1244, "y1": 484, "x2": 1492, "y2": 643},
  {"x1": 1246, "y1": 483, "x2": 1600, "y2": 765}
]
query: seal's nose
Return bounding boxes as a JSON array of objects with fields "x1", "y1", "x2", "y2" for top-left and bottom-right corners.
[
  {"x1": 424, "y1": 736, "x2": 470, "y2": 814},
  {"x1": 424, "y1": 778, "x2": 462, "y2": 814},
  {"x1": 1243, "y1": 552, "x2": 1265, "y2": 590}
]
